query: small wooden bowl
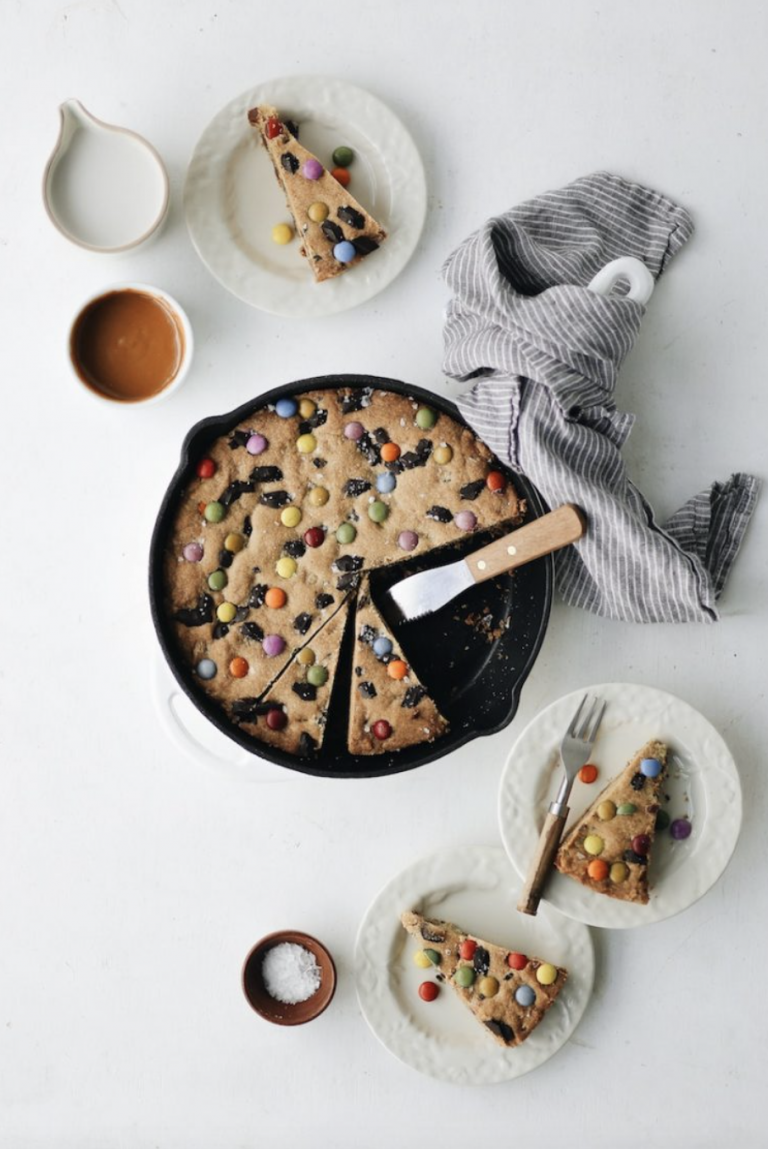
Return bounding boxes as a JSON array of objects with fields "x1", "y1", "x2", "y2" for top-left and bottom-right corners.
[{"x1": 242, "y1": 931, "x2": 337, "y2": 1026}]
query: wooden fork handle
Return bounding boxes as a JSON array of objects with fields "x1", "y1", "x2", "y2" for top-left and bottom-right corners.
[
  {"x1": 466, "y1": 504, "x2": 586, "y2": 585},
  {"x1": 516, "y1": 808, "x2": 569, "y2": 916}
]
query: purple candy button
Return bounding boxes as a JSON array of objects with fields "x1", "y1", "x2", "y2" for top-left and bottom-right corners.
[
  {"x1": 262, "y1": 634, "x2": 286, "y2": 657},
  {"x1": 454, "y1": 510, "x2": 477, "y2": 532},
  {"x1": 344, "y1": 421, "x2": 365, "y2": 441},
  {"x1": 397, "y1": 530, "x2": 419, "y2": 552},
  {"x1": 302, "y1": 159, "x2": 323, "y2": 180},
  {"x1": 670, "y1": 818, "x2": 692, "y2": 840},
  {"x1": 183, "y1": 542, "x2": 204, "y2": 563},
  {"x1": 246, "y1": 433, "x2": 268, "y2": 456}
]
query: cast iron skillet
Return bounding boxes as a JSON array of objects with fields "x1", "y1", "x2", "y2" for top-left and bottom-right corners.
[{"x1": 149, "y1": 375, "x2": 553, "y2": 778}]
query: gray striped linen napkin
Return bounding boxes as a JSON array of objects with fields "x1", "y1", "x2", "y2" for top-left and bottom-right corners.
[{"x1": 443, "y1": 171, "x2": 759, "y2": 623}]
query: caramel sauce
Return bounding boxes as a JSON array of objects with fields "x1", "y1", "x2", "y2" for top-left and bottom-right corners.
[{"x1": 71, "y1": 289, "x2": 183, "y2": 402}]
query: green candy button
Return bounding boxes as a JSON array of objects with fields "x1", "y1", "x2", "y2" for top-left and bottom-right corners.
[
  {"x1": 455, "y1": 965, "x2": 475, "y2": 988},
  {"x1": 368, "y1": 500, "x2": 389, "y2": 523},
  {"x1": 415, "y1": 406, "x2": 437, "y2": 430},
  {"x1": 423, "y1": 948, "x2": 441, "y2": 966},
  {"x1": 204, "y1": 501, "x2": 225, "y2": 523},
  {"x1": 336, "y1": 522, "x2": 357, "y2": 544},
  {"x1": 207, "y1": 569, "x2": 227, "y2": 591},
  {"x1": 332, "y1": 145, "x2": 354, "y2": 168},
  {"x1": 307, "y1": 665, "x2": 329, "y2": 687},
  {"x1": 617, "y1": 802, "x2": 638, "y2": 816}
]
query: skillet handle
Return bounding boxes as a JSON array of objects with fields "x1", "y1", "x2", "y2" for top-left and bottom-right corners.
[
  {"x1": 466, "y1": 504, "x2": 585, "y2": 585},
  {"x1": 516, "y1": 808, "x2": 569, "y2": 916}
]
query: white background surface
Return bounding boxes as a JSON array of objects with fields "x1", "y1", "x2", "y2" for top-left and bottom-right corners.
[{"x1": 2, "y1": 2, "x2": 767, "y2": 1146}]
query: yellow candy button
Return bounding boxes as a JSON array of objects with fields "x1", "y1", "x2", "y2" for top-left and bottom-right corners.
[
  {"x1": 413, "y1": 950, "x2": 432, "y2": 969},
  {"x1": 308, "y1": 201, "x2": 329, "y2": 223},
  {"x1": 597, "y1": 800, "x2": 617, "y2": 821},
  {"x1": 583, "y1": 834, "x2": 604, "y2": 856},
  {"x1": 536, "y1": 963, "x2": 558, "y2": 986},
  {"x1": 298, "y1": 398, "x2": 317, "y2": 419},
  {"x1": 216, "y1": 602, "x2": 236, "y2": 623},
  {"x1": 433, "y1": 445, "x2": 453, "y2": 465},
  {"x1": 224, "y1": 533, "x2": 245, "y2": 553},
  {"x1": 610, "y1": 862, "x2": 629, "y2": 884},
  {"x1": 477, "y1": 976, "x2": 499, "y2": 998},
  {"x1": 297, "y1": 648, "x2": 316, "y2": 666},
  {"x1": 280, "y1": 507, "x2": 302, "y2": 528},
  {"x1": 271, "y1": 223, "x2": 294, "y2": 245},
  {"x1": 296, "y1": 433, "x2": 317, "y2": 454},
  {"x1": 276, "y1": 557, "x2": 297, "y2": 579},
  {"x1": 308, "y1": 486, "x2": 329, "y2": 507}
]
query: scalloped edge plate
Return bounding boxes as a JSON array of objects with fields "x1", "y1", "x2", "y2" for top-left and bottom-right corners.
[
  {"x1": 354, "y1": 846, "x2": 594, "y2": 1085},
  {"x1": 183, "y1": 75, "x2": 427, "y2": 316},
  {"x1": 498, "y1": 683, "x2": 742, "y2": 929}
]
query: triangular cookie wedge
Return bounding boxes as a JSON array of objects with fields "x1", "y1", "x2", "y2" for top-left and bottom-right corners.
[
  {"x1": 401, "y1": 912, "x2": 567, "y2": 1048},
  {"x1": 349, "y1": 577, "x2": 448, "y2": 754},
  {"x1": 555, "y1": 739, "x2": 668, "y2": 904},
  {"x1": 249, "y1": 104, "x2": 387, "y2": 282},
  {"x1": 254, "y1": 594, "x2": 353, "y2": 756}
]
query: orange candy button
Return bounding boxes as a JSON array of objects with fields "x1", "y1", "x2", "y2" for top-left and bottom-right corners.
[
  {"x1": 229, "y1": 657, "x2": 249, "y2": 678},
  {"x1": 387, "y1": 659, "x2": 408, "y2": 680},
  {"x1": 265, "y1": 587, "x2": 287, "y2": 609},
  {"x1": 587, "y1": 859, "x2": 610, "y2": 881},
  {"x1": 486, "y1": 471, "x2": 506, "y2": 492},
  {"x1": 332, "y1": 167, "x2": 351, "y2": 186},
  {"x1": 579, "y1": 763, "x2": 599, "y2": 784},
  {"x1": 381, "y1": 442, "x2": 401, "y2": 463}
]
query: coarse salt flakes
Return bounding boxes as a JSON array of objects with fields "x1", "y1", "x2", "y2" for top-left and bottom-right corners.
[{"x1": 262, "y1": 942, "x2": 322, "y2": 1004}]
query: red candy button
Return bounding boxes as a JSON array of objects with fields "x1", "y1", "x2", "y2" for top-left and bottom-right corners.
[
  {"x1": 303, "y1": 527, "x2": 325, "y2": 548},
  {"x1": 332, "y1": 167, "x2": 351, "y2": 186},
  {"x1": 631, "y1": 834, "x2": 651, "y2": 856},
  {"x1": 486, "y1": 470, "x2": 505, "y2": 492},
  {"x1": 507, "y1": 952, "x2": 528, "y2": 970},
  {"x1": 266, "y1": 708, "x2": 287, "y2": 731},
  {"x1": 418, "y1": 981, "x2": 439, "y2": 1002},
  {"x1": 372, "y1": 720, "x2": 392, "y2": 740},
  {"x1": 459, "y1": 939, "x2": 477, "y2": 961},
  {"x1": 196, "y1": 457, "x2": 216, "y2": 479},
  {"x1": 266, "y1": 116, "x2": 282, "y2": 139},
  {"x1": 578, "y1": 763, "x2": 599, "y2": 784}
]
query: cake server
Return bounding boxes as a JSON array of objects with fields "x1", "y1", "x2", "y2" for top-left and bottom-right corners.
[{"x1": 387, "y1": 503, "x2": 586, "y2": 622}]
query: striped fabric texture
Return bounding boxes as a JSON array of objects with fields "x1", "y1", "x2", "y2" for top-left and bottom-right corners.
[{"x1": 443, "y1": 171, "x2": 759, "y2": 623}]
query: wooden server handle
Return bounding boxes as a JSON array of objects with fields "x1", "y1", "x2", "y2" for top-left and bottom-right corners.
[
  {"x1": 466, "y1": 503, "x2": 586, "y2": 585},
  {"x1": 516, "y1": 808, "x2": 569, "y2": 916}
]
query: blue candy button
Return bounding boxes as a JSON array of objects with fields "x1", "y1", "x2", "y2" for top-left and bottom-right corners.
[
  {"x1": 514, "y1": 985, "x2": 536, "y2": 1007},
  {"x1": 196, "y1": 658, "x2": 217, "y2": 680},
  {"x1": 275, "y1": 397, "x2": 298, "y2": 418},
  {"x1": 640, "y1": 757, "x2": 662, "y2": 778},
  {"x1": 372, "y1": 636, "x2": 393, "y2": 659},
  {"x1": 376, "y1": 471, "x2": 396, "y2": 494},
  {"x1": 333, "y1": 240, "x2": 356, "y2": 264}
]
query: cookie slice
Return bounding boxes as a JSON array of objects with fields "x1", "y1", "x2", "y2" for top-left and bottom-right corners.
[
  {"x1": 249, "y1": 105, "x2": 387, "y2": 283},
  {"x1": 349, "y1": 577, "x2": 448, "y2": 754},
  {"x1": 401, "y1": 912, "x2": 567, "y2": 1048},
  {"x1": 254, "y1": 594, "x2": 353, "y2": 755},
  {"x1": 555, "y1": 739, "x2": 668, "y2": 904}
]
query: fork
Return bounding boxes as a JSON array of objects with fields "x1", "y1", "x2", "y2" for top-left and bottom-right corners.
[{"x1": 517, "y1": 694, "x2": 607, "y2": 916}]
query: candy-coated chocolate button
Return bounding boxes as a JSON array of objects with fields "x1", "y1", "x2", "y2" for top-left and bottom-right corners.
[
  {"x1": 196, "y1": 457, "x2": 215, "y2": 479},
  {"x1": 262, "y1": 634, "x2": 286, "y2": 657},
  {"x1": 418, "y1": 981, "x2": 439, "y2": 1002},
  {"x1": 296, "y1": 433, "x2": 316, "y2": 453},
  {"x1": 271, "y1": 223, "x2": 294, "y2": 245},
  {"x1": 332, "y1": 167, "x2": 350, "y2": 186},
  {"x1": 336, "y1": 522, "x2": 357, "y2": 544},
  {"x1": 332, "y1": 145, "x2": 354, "y2": 167},
  {"x1": 298, "y1": 398, "x2": 316, "y2": 418},
  {"x1": 507, "y1": 952, "x2": 527, "y2": 970},
  {"x1": 397, "y1": 530, "x2": 419, "y2": 552},
  {"x1": 433, "y1": 445, "x2": 453, "y2": 465},
  {"x1": 196, "y1": 658, "x2": 217, "y2": 679},
  {"x1": 333, "y1": 240, "x2": 356, "y2": 263},
  {"x1": 204, "y1": 501, "x2": 225, "y2": 523},
  {"x1": 275, "y1": 557, "x2": 297, "y2": 579},
  {"x1": 307, "y1": 665, "x2": 328, "y2": 687},
  {"x1": 303, "y1": 527, "x2": 325, "y2": 548},
  {"x1": 579, "y1": 763, "x2": 599, "y2": 783},
  {"x1": 297, "y1": 648, "x2": 316, "y2": 666},
  {"x1": 265, "y1": 707, "x2": 287, "y2": 731},
  {"x1": 216, "y1": 602, "x2": 237, "y2": 624},
  {"x1": 246, "y1": 433, "x2": 268, "y2": 455},
  {"x1": 617, "y1": 802, "x2": 637, "y2": 816},
  {"x1": 415, "y1": 406, "x2": 437, "y2": 430},
  {"x1": 631, "y1": 834, "x2": 651, "y2": 855},
  {"x1": 275, "y1": 397, "x2": 298, "y2": 418},
  {"x1": 486, "y1": 470, "x2": 506, "y2": 491},
  {"x1": 264, "y1": 587, "x2": 287, "y2": 609},
  {"x1": 207, "y1": 569, "x2": 227, "y2": 591},
  {"x1": 265, "y1": 116, "x2": 282, "y2": 139},
  {"x1": 376, "y1": 471, "x2": 397, "y2": 494},
  {"x1": 514, "y1": 985, "x2": 536, "y2": 1007},
  {"x1": 423, "y1": 948, "x2": 441, "y2": 966},
  {"x1": 229, "y1": 657, "x2": 248, "y2": 678},
  {"x1": 413, "y1": 949, "x2": 432, "y2": 969},
  {"x1": 344, "y1": 421, "x2": 365, "y2": 440},
  {"x1": 610, "y1": 862, "x2": 629, "y2": 883},
  {"x1": 454, "y1": 510, "x2": 477, "y2": 532},
  {"x1": 380, "y1": 442, "x2": 401, "y2": 462},
  {"x1": 640, "y1": 757, "x2": 662, "y2": 777},
  {"x1": 655, "y1": 809, "x2": 671, "y2": 831},
  {"x1": 280, "y1": 507, "x2": 302, "y2": 528},
  {"x1": 459, "y1": 938, "x2": 477, "y2": 960},
  {"x1": 372, "y1": 719, "x2": 391, "y2": 740},
  {"x1": 302, "y1": 158, "x2": 323, "y2": 180},
  {"x1": 478, "y1": 976, "x2": 499, "y2": 998},
  {"x1": 368, "y1": 500, "x2": 389, "y2": 522},
  {"x1": 536, "y1": 963, "x2": 558, "y2": 986},
  {"x1": 372, "y1": 636, "x2": 393, "y2": 659},
  {"x1": 597, "y1": 800, "x2": 617, "y2": 821},
  {"x1": 670, "y1": 818, "x2": 692, "y2": 840},
  {"x1": 583, "y1": 834, "x2": 604, "y2": 856},
  {"x1": 454, "y1": 965, "x2": 475, "y2": 988},
  {"x1": 587, "y1": 859, "x2": 610, "y2": 880},
  {"x1": 307, "y1": 201, "x2": 329, "y2": 223},
  {"x1": 387, "y1": 659, "x2": 408, "y2": 680},
  {"x1": 183, "y1": 542, "x2": 203, "y2": 563},
  {"x1": 308, "y1": 486, "x2": 329, "y2": 506},
  {"x1": 224, "y1": 533, "x2": 245, "y2": 553}
]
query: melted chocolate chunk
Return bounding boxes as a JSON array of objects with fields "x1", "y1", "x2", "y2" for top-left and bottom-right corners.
[
  {"x1": 220, "y1": 479, "x2": 255, "y2": 507},
  {"x1": 357, "y1": 431, "x2": 381, "y2": 466},
  {"x1": 419, "y1": 924, "x2": 447, "y2": 944},
  {"x1": 399, "y1": 439, "x2": 433, "y2": 471},
  {"x1": 338, "y1": 388, "x2": 372, "y2": 413},
  {"x1": 473, "y1": 947, "x2": 491, "y2": 976},
  {"x1": 250, "y1": 465, "x2": 283, "y2": 483},
  {"x1": 293, "y1": 681, "x2": 317, "y2": 702},
  {"x1": 358, "y1": 681, "x2": 377, "y2": 698},
  {"x1": 298, "y1": 408, "x2": 328, "y2": 433},
  {"x1": 218, "y1": 549, "x2": 234, "y2": 569},
  {"x1": 427, "y1": 505, "x2": 453, "y2": 523},
  {"x1": 373, "y1": 426, "x2": 389, "y2": 444},
  {"x1": 280, "y1": 151, "x2": 299, "y2": 173},
  {"x1": 234, "y1": 606, "x2": 250, "y2": 622},
  {"x1": 460, "y1": 479, "x2": 486, "y2": 501},
  {"x1": 354, "y1": 665, "x2": 363, "y2": 676},
  {"x1": 623, "y1": 848, "x2": 648, "y2": 865},
  {"x1": 284, "y1": 119, "x2": 299, "y2": 139},
  {"x1": 338, "y1": 205, "x2": 365, "y2": 229},
  {"x1": 298, "y1": 732, "x2": 317, "y2": 756},
  {"x1": 359, "y1": 624, "x2": 377, "y2": 646},
  {"x1": 352, "y1": 235, "x2": 380, "y2": 257},
  {"x1": 259, "y1": 490, "x2": 292, "y2": 508},
  {"x1": 248, "y1": 584, "x2": 268, "y2": 608},
  {"x1": 344, "y1": 478, "x2": 371, "y2": 497},
  {"x1": 333, "y1": 554, "x2": 363, "y2": 572},
  {"x1": 212, "y1": 621, "x2": 229, "y2": 640},
  {"x1": 313, "y1": 458, "x2": 327, "y2": 468},
  {"x1": 336, "y1": 571, "x2": 361, "y2": 591},
  {"x1": 173, "y1": 594, "x2": 214, "y2": 627},
  {"x1": 315, "y1": 593, "x2": 334, "y2": 609},
  {"x1": 485, "y1": 1019, "x2": 515, "y2": 1045},
  {"x1": 231, "y1": 698, "x2": 272, "y2": 723},
  {"x1": 242, "y1": 515, "x2": 252, "y2": 537},
  {"x1": 321, "y1": 219, "x2": 344, "y2": 244},
  {"x1": 228, "y1": 429, "x2": 250, "y2": 449},
  {"x1": 293, "y1": 612, "x2": 313, "y2": 635},
  {"x1": 283, "y1": 539, "x2": 306, "y2": 560},
  {"x1": 630, "y1": 772, "x2": 646, "y2": 791},
  {"x1": 240, "y1": 622, "x2": 265, "y2": 642},
  {"x1": 402, "y1": 685, "x2": 427, "y2": 709}
]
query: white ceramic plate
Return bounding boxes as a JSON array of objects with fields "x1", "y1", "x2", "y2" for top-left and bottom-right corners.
[
  {"x1": 499, "y1": 683, "x2": 742, "y2": 929},
  {"x1": 354, "y1": 846, "x2": 594, "y2": 1085},
  {"x1": 184, "y1": 76, "x2": 427, "y2": 317}
]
